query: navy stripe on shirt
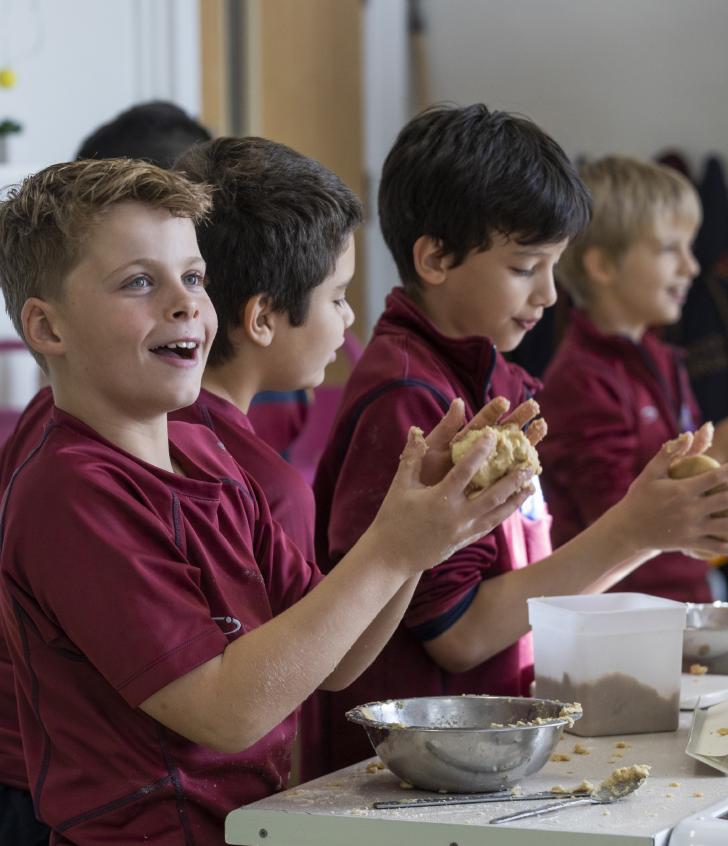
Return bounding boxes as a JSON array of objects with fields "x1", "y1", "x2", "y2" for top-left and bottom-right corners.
[{"x1": 408, "y1": 585, "x2": 479, "y2": 642}]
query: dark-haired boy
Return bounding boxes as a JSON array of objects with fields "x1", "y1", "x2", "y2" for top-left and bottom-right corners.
[
  {"x1": 314, "y1": 103, "x2": 728, "y2": 769},
  {"x1": 170, "y1": 136, "x2": 358, "y2": 777},
  {"x1": 0, "y1": 158, "x2": 532, "y2": 843}
]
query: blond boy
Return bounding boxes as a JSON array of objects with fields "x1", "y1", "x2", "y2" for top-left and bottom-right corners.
[
  {"x1": 0, "y1": 158, "x2": 533, "y2": 843},
  {"x1": 540, "y1": 155, "x2": 717, "y2": 601}
]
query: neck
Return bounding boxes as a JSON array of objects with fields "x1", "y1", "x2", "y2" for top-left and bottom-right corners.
[
  {"x1": 413, "y1": 286, "x2": 464, "y2": 338},
  {"x1": 202, "y1": 359, "x2": 259, "y2": 413},
  {"x1": 585, "y1": 300, "x2": 646, "y2": 343},
  {"x1": 53, "y1": 392, "x2": 175, "y2": 472}
]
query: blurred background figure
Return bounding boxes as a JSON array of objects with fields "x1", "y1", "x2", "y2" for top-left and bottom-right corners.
[{"x1": 75, "y1": 100, "x2": 212, "y2": 168}]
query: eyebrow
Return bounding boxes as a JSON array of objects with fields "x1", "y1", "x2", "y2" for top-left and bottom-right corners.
[{"x1": 511, "y1": 248, "x2": 551, "y2": 257}]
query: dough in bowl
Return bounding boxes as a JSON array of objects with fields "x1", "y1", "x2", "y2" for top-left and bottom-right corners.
[
  {"x1": 451, "y1": 424, "x2": 541, "y2": 492},
  {"x1": 668, "y1": 454, "x2": 728, "y2": 559}
]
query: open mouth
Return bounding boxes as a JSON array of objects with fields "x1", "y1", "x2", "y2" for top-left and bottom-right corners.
[{"x1": 150, "y1": 340, "x2": 199, "y2": 361}]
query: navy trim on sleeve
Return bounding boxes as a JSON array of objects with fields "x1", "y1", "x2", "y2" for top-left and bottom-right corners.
[{"x1": 408, "y1": 585, "x2": 479, "y2": 642}]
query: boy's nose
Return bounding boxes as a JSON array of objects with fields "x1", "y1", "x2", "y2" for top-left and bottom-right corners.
[
  {"x1": 534, "y1": 272, "x2": 558, "y2": 308},
  {"x1": 167, "y1": 283, "x2": 201, "y2": 321},
  {"x1": 343, "y1": 301, "x2": 355, "y2": 328},
  {"x1": 682, "y1": 247, "x2": 700, "y2": 279}
]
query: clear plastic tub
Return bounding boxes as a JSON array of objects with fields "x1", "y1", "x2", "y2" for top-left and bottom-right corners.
[{"x1": 528, "y1": 593, "x2": 686, "y2": 736}]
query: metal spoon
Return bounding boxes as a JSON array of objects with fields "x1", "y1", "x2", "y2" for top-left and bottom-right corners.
[{"x1": 489, "y1": 768, "x2": 649, "y2": 824}]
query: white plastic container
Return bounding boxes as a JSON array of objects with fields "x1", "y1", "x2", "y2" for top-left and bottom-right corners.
[{"x1": 528, "y1": 593, "x2": 686, "y2": 736}]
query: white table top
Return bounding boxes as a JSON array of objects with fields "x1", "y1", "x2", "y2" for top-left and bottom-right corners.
[{"x1": 226, "y1": 712, "x2": 728, "y2": 846}]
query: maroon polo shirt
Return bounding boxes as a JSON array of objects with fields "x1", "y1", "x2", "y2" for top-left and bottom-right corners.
[
  {"x1": 0, "y1": 386, "x2": 54, "y2": 791},
  {"x1": 170, "y1": 388, "x2": 315, "y2": 563},
  {"x1": 539, "y1": 310, "x2": 710, "y2": 602},
  {"x1": 170, "y1": 389, "x2": 328, "y2": 782},
  {"x1": 0, "y1": 409, "x2": 322, "y2": 844},
  {"x1": 313, "y1": 287, "x2": 552, "y2": 771}
]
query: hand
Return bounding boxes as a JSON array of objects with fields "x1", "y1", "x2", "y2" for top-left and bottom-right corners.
[
  {"x1": 419, "y1": 396, "x2": 545, "y2": 486},
  {"x1": 615, "y1": 424, "x2": 728, "y2": 556},
  {"x1": 369, "y1": 423, "x2": 535, "y2": 577}
]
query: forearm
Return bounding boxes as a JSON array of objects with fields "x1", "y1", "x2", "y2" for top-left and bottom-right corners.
[
  {"x1": 320, "y1": 575, "x2": 421, "y2": 690},
  {"x1": 426, "y1": 502, "x2": 654, "y2": 672}
]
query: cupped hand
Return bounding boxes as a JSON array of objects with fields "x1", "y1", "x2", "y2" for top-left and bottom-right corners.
[
  {"x1": 618, "y1": 424, "x2": 728, "y2": 556},
  {"x1": 371, "y1": 423, "x2": 535, "y2": 576}
]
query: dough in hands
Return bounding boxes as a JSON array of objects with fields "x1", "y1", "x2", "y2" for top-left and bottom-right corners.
[
  {"x1": 668, "y1": 453, "x2": 728, "y2": 559},
  {"x1": 451, "y1": 424, "x2": 541, "y2": 492}
]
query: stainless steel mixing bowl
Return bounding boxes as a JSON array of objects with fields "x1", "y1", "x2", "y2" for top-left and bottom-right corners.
[
  {"x1": 346, "y1": 695, "x2": 582, "y2": 793},
  {"x1": 683, "y1": 602, "x2": 728, "y2": 673}
]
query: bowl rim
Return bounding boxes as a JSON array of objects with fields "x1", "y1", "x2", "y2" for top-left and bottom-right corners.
[
  {"x1": 345, "y1": 694, "x2": 581, "y2": 733},
  {"x1": 685, "y1": 601, "x2": 728, "y2": 631}
]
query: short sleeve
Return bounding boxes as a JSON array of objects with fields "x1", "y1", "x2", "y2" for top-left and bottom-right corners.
[{"x1": 5, "y1": 464, "x2": 230, "y2": 707}]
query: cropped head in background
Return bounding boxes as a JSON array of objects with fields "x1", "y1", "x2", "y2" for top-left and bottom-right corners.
[
  {"x1": 558, "y1": 156, "x2": 701, "y2": 337},
  {"x1": 76, "y1": 100, "x2": 212, "y2": 170},
  {"x1": 378, "y1": 103, "x2": 591, "y2": 351}
]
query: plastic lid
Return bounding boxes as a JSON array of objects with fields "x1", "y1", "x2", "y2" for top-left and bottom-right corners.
[{"x1": 527, "y1": 593, "x2": 687, "y2": 635}]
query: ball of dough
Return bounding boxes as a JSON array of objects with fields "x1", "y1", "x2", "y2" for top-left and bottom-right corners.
[
  {"x1": 451, "y1": 424, "x2": 541, "y2": 491},
  {"x1": 668, "y1": 453, "x2": 727, "y2": 559}
]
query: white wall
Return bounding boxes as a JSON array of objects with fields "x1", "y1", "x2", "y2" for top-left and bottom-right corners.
[
  {"x1": 1, "y1": 0, "x2": 200, "y2": 166},
  {"x1": 0, "y1": 0, "x2": 200, "y2": 407},
  {"x1": 420, "y1": 0, "x2": 728, "y2": 173}
]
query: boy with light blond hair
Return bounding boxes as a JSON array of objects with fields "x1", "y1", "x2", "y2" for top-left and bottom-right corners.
[
  {"x1": 540, "y1": 155, "x2": 722, "y2": 602},
  {"x1": 0, "y1": 157, "x2": 535, "y2": 844}
]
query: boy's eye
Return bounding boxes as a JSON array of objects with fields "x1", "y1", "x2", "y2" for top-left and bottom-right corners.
[
  {"x1": 183, "y1": 271, "x2": 206, "y2": 288},
  {"x1": 126, "y1": 275, "x2": 151, "y2": 290},
  {"x1": 334, "y1": 297, "x2": 348, "y2": 308},
  {"x1": 511, "y1": 267, "x2": 535, "y2": 277}
]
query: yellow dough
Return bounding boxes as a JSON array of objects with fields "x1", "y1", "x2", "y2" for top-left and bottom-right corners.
[
  {"x1": 451, "y1": 424, "x2": 541, "y2": 491},
  {"x1": 668, "y1": 454, "x2": 727, "y2": 559}
]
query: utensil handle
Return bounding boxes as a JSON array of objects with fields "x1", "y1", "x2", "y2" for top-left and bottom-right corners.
[
  {"x1": 373, "y1": 791, "x2": 579, "y2": 810},
  {"x1": 490, "y1": 797, "x2": 593, "y2": 824}
]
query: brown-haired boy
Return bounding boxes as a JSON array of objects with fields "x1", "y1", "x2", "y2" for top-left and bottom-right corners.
[
  {"x1": 0, "y1": 158, "x2": 532, "y2": 843},
  {"x1": 314, "y1": 104, "x2": 728, "y2": 770},
  {"x1": 540, "y1": 155, "x2": 726, "y2": 602}
]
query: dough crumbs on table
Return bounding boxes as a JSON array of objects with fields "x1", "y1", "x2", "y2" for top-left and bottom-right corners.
[
  {"x1": 510, "y1": 785, "x2": 523, "y2": 796},
  {"x1": 693, "y1": 792, "x2": 704, "y2": 798},
  {"x1": 550, "y1": 753, "x2": 571, "y2": 762},
  {"x1": 615, "y1": 741, "x2": 631, "y2": 749},
  {"x1": 668, "y1": 782, "x2": 680, "y2": 788},
  {"x1": 690, "y1": 663, "x2": 709, "y2": 675},
  {"x1": 602, "y1": 810, "x2": 610, "y2": 816},
  {"x1": 573, "y1": 743, "x2": 590, "y2": 755},
  {"x1": 716, "y1": 728, "x2": 728, "y2": 736},
  {"x1": 551, "y1": 780, "x2": 594, "y2": 795},
  {"x1": 365, "y1": 761, "x2": 386, "y2": 773},
  {"x1": 399, "y1": 781, "x2": 414, "y2": 789}
]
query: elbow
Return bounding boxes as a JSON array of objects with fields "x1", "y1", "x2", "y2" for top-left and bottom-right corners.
[
  {"x1": 188, "y1": 719, "x2": 269, "y2": 755},
  {"x1": 423, "y1": 631, "x2": 487, "y2": 675}
]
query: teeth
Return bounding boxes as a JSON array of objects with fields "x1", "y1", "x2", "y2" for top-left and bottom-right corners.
[{"x1": 164, "y1": 341, "x2": 197, "y2": 349}]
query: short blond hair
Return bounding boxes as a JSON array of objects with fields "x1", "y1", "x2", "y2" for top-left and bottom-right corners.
[
  {"x1": 557, "y1": 156, "x2": 701, "y2": 306},
  {"x1": 0, "y1": 158, "x2": 212, "y2": 365}
]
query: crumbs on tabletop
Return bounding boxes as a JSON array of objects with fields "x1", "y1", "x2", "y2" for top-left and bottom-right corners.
[
  {"x1": 690, "y1": 663, "x2": 709, "y2": 675},
  {"x1": 615, "y1": 741, "x2": 631, "y2": 749},
  {"x1": 573, "y1": 743, "x2": 590, "y2": 755},
  {"x1": 365, "y1": 761, "x2": 386, "y2": 774},
  {"x1": 715, "y1": 728, "x2": 728, "y2": 736},
  {"x1": 399, "y1": 781, "x2": 414, "y2": 789},
  {"x1": 550, "y1": 753, "x2": 571, "y2": 762}
]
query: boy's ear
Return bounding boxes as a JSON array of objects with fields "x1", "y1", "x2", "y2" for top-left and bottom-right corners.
[
  {"x1": 240, "y1": 294, "x2": 276, "y2": 348},
  {"x1": 582, "y1": 246, "x2": 618, "y2": 289},
  {"x1": 413, "y1": 236, "x2": 450, "y2": 286},
  {"x1": 20, "y1": 298, "x2": 65, "y2": 358}
]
